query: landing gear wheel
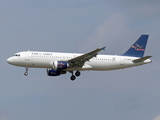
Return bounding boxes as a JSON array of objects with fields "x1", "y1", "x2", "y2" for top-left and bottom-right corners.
[
  {"x1": 70, "y1": 75, "x2": 76, "y2": 81},
  {"x1": 75, "y1": 71, "x2": 81, "y2": 77},
  {"x1": 24, "y1": 72, "x2": 28, "y2": 76}
]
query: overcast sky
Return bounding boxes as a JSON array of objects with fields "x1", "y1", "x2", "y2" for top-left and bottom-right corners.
[{"x1": 1, "y1": 0, "x2": 160, "y2": 120}]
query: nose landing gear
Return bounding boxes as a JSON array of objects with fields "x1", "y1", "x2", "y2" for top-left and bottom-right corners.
[{"x1": 24, "y1": 67, "x2": 28, "y2": 76}]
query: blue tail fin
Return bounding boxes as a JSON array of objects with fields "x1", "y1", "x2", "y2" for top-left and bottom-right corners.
[{"x1": 122, "y1": 35, "x2": 149, "y2": 57}]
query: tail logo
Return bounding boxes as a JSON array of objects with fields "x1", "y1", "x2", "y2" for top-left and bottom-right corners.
[{"x1": 132, "y1": 44, "x2": 145, "y2": 51}]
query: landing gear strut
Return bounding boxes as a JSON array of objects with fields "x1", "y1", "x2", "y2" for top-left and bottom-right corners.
[{"x1": 24, "y1": 67, "x2": 28, "y2": 76}]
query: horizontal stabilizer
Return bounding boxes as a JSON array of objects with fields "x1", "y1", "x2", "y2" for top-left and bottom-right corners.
[{"x1": 133, "y1": 56, "x2": 152, "y2": 63}]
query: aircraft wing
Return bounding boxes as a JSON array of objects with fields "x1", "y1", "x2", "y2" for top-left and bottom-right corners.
[{"x1": 68, "y1": 47, "x2": 106, "y2": 67}]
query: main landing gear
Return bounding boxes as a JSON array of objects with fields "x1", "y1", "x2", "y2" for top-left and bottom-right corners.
[
  {"x1": 24, "y1": 67, "x2": 28, "y2": 76},
  {"x1": 70, "y1": 71, "x2": 81, "y2": 81}
]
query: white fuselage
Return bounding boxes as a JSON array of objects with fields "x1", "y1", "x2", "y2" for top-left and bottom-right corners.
[{"x1": 7, "y1": 51, "x2": 151, "y2": 71}]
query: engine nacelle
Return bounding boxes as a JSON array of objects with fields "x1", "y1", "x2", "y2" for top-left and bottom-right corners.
[
  {"x1": 47, "y1": 69, "x2": 66, "y2": 76},
  {"x1": 52, "y1": 61, "x2": 69, "y2": 70}
]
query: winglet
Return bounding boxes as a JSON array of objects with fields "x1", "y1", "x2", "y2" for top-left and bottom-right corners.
[{"x1": 101, "y1": 46, "x2": 106, "y2": 51}]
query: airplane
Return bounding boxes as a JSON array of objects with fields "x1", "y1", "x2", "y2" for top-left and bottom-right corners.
[{"x1": 7, "y1": 35, "x2": 152, "y2": 81}]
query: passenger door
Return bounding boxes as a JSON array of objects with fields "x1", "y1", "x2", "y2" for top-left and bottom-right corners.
[
  {"x1": 120, "y1": 57, "x2": 125, "y2": 65},
  {"x1": 25, "y1": 51, "x2": 30, "y2": 61}
]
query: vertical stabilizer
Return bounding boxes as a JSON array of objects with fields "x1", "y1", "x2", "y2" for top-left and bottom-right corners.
[{"x1": 122, "y1": 35, "x2": 149, "y2": 57}]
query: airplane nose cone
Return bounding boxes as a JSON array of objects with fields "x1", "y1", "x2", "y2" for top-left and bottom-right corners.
[{"x1": 7, "y1": 57, "x2": 13, "y2": 64}]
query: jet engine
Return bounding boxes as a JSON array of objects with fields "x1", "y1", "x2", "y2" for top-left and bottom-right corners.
[
  {"x1": 51, "y1": 61, "x2": 69, "y2": 70},
  {"x1": 47, "y1": 69, "x2": 66, "y2": 76}
]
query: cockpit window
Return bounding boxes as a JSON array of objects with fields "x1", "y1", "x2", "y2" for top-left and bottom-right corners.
[{"x1": 13, "y1": 54, "x2": 20, "y2": 57}]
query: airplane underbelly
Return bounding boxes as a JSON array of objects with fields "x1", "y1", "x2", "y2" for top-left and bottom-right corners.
[
  {"x1": 87, "y1": 61, "x2": 120, "y2": 71},
  {"x1": 18, "y1": 59, "x2": 50, "y2": 68}
]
